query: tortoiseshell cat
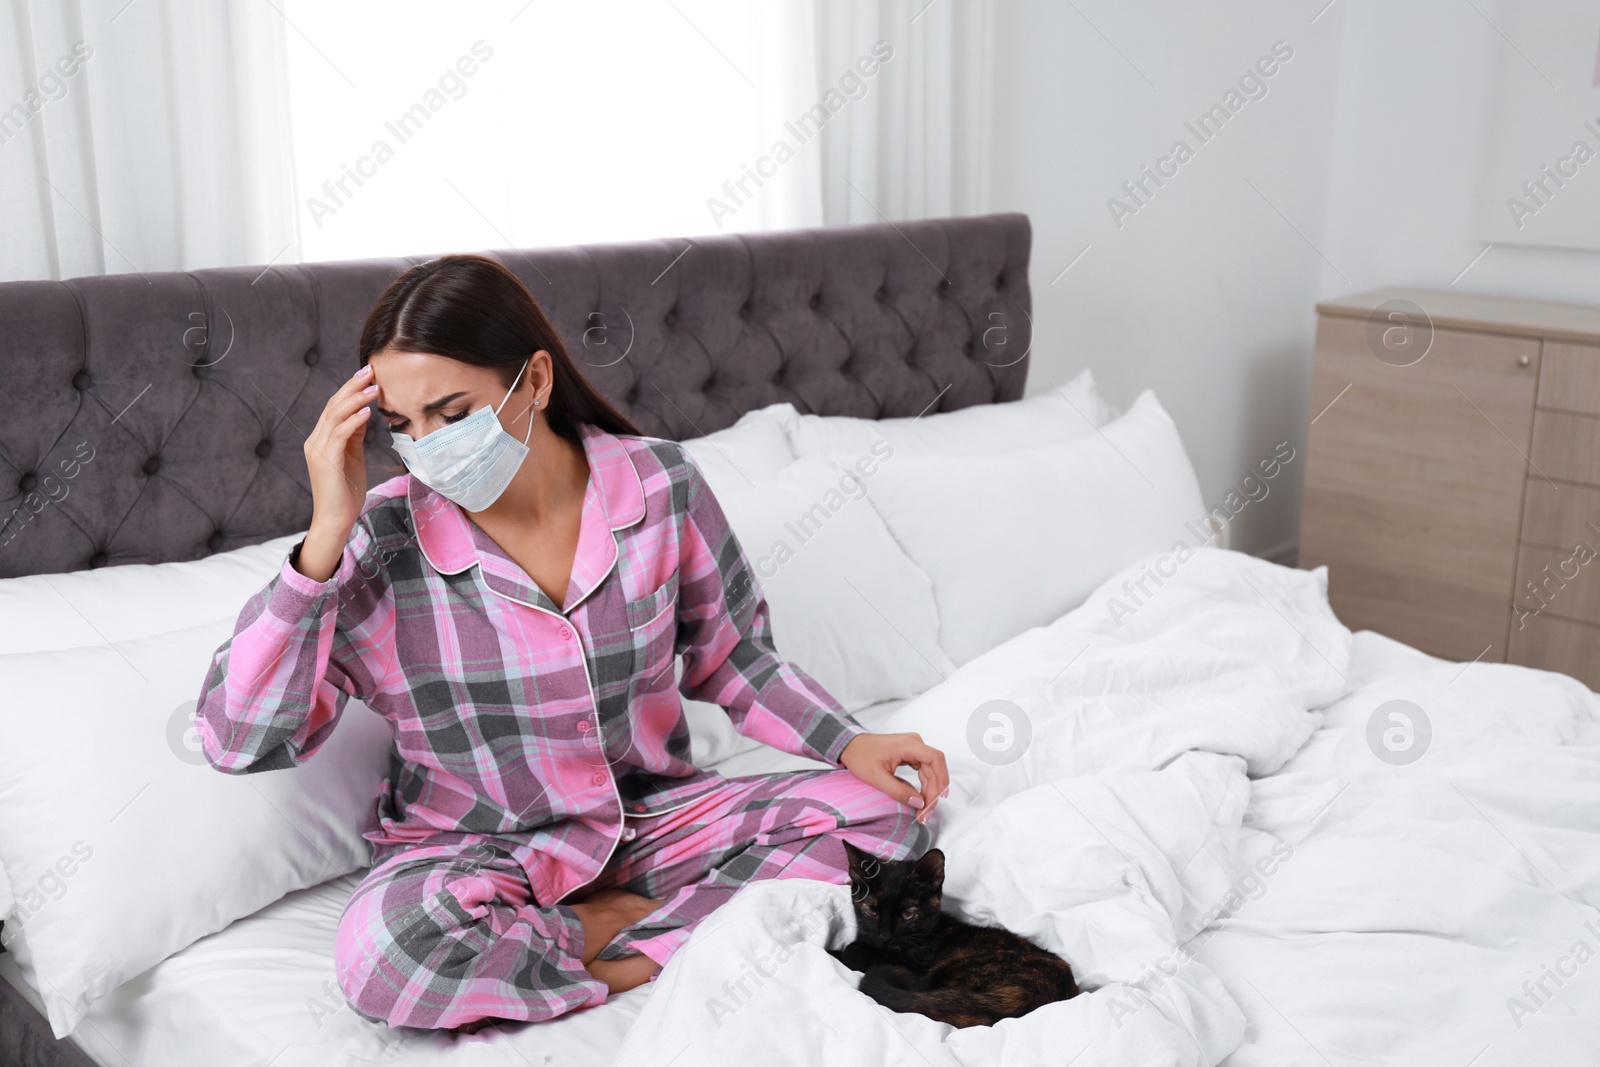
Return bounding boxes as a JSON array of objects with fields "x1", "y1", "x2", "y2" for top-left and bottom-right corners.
[{"x1": 829, "y1": 843, "x2": 1080, "y2": 1028}]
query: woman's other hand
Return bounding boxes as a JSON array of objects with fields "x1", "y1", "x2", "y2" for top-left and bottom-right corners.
[{"x1": 840, "y1": 733, "x2": 950, "y2": 825}]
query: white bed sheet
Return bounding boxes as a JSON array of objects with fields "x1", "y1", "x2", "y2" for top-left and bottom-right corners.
[{"x1": 0, "y1": 700, "x2": 911, "y2": 1067}]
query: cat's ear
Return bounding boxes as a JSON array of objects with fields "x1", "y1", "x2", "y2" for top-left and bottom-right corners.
[
  {"x1": 909, "y1": 847, "x2": 945, "y2": 888},
  {"x1": 842, "y1": 840, "x2": 878, "y2": 881}
]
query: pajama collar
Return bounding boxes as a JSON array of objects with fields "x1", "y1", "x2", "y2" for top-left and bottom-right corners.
[{"x1": 405, "y1": 423, "x2": 648, "y2": 614}]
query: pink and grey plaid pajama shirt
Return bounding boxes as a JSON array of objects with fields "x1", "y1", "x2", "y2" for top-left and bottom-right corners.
[{"x1": 196, "y1": 424, "x2": 927, "y2": 1029}]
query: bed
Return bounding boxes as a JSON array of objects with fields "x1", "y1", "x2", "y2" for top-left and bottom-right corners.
[{"x1": 2, "y1": 214, "x2": 1597, "y2": 1067}]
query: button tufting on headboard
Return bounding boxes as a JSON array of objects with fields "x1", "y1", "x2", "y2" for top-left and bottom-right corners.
[{"x1": 0, "y1": 213, "x2": 1030, "y2": 577}]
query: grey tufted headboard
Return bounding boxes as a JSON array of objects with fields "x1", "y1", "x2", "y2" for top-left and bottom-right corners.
[{"x1": 0, "y1": 213, "x2": 1031, "y2": 579}]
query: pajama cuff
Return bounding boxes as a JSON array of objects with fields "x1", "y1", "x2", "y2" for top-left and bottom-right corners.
[
  {"x1": 268, "y1": 538, "x2": 352, "y2": 623},
  {"x1": 819, "y1": 714, "x2": 869, "y2": 766},
  {"x1": 549, "y1": 903, "x2": 612, "y2": 1008},
  {"x1": 548, "y1": 903, "x2": 591, "y2": 962}
]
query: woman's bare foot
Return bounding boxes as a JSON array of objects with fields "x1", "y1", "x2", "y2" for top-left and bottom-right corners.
[{"x1": 568, "y1": 888, "x2": 661, "y2": 966}]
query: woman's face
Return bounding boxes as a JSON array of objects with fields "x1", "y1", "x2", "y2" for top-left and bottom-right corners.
[{"x1": 368, "y1": 348, "x2": 551, "y2": 441}]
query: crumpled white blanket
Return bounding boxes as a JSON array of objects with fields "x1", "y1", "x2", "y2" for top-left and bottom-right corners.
[
  {"x1": 615, "y1": 548, "x2": 1352, "y2": 1067},
  {"x1": 1193, "y1": 628, "x2": 1600, "y2": 1067}
]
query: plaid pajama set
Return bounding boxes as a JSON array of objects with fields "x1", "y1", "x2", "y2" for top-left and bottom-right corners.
[{"x1": 196, "y1": 424, "x2": 927, "y2": 1029}]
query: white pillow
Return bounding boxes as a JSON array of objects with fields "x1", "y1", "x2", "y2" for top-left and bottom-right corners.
[
  {"x1": 735, "y1": 456, "x2": 952, "y2": 707},
  {"x1": 0, "y1": 532, "x2": 306, "y2": 654},
  {"x1": 0, "y1": 531, "x2": 306, "y2": 934},
  {"x1": 773, "y1": 368, "x2": 1117, "y2": 459},
  {"x1": 679, "y1": 455, "x2": 954, "y2": 764},
  {"x1": 864, "y1": 391, "x2": 1206, "y2": 666},
  {"x1": 0, "y1": 617, "x2": 394, "y2": 1037},
  {"x1": 679, "y1": 406, "x2": 798, "y2": 488}
]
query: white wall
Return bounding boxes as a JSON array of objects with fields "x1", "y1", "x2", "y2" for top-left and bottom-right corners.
[
  {"x1": 1318, "y1": 0, "x2": 1600, "y2": 305},
  {"x1": 988, "y1": 0, "x2": 1600, "y2": 561},
  {"x1": 987, "y1": 0, "x2": 1347, "y2": 560}
]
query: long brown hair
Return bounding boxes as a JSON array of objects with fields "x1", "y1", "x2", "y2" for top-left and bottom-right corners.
[{"x1": 358, "y1": 254, "x2": 641, "y2": 441}]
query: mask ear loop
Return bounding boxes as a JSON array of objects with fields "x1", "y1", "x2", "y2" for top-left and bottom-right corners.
[
  {"x1": 517, "y1": 397, "x2": 537, "y2": 445},
  {"x1": 501, "y1": 357, "x2": 540, "y2": 446}
]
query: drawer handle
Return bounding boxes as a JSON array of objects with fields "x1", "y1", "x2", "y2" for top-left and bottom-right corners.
[{"x1": 1518, "y1": 355, "x2": 1531, "y2": 368}]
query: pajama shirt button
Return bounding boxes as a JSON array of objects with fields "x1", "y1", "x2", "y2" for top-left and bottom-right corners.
[
  {"x1": 577, "y1": 720, "x2": 591, "y2": 732},
  {"x1": 592, "y1": 773, "x2": 606, "y2": 786},
  {"x1": 558, "y1": 626, "x2": 572, "y2": 640},
  {"x1": 633, "y1": 804, "x2": 647, "y2": 813}
]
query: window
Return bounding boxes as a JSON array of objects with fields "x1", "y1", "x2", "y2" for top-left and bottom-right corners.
[{"x1": 282, "y1": 1, "x2": 818, "y2": 261}]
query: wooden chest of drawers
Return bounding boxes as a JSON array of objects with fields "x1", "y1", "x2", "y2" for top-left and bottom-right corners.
[{"x1": 1299, "y1": 288, "x2": 1600, "y2": 688}]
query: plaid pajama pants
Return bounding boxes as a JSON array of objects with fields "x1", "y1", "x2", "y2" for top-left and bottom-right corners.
[{"x1": 333, "y1": 768, "x2": 928, "y2": 1029}]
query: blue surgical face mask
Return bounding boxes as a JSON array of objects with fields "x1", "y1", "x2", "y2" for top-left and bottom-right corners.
[{"x1": 389, "y1": 359, "x2": 535, "y2": 512}]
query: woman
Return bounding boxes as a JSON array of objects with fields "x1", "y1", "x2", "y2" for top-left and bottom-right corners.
[{"x1": 196, "y1": 254, "x2": 948, "y2": 1032}]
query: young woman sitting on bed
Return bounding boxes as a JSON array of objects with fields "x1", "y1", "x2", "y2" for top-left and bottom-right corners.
[{"x1": 195, "y1": 254, "x2": 948, "y2": 1032}]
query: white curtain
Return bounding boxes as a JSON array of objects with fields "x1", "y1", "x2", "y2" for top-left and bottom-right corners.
[
  {"x1": 0, "y1": 0, "x2": 297, "y2": 282},
  {"x1": 808, "y1": 0, "x2": 995, "y2": 224}
]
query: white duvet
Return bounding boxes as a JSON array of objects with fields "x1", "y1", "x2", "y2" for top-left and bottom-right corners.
[
  {"x1": 615, "y1": 548, "x2": 1346, "y2": 1067},
  {"x1": 1197, "y1": 629, "x2": 1600, "y2": 1066},
  {"x1": 614, "y1": 549, "x2": 1600, "y2": 1067},
  {"x1": 12, "y1": 549, "x2": 1600, "y2": 1066}
]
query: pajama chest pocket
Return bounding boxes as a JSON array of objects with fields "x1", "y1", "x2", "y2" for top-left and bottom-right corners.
[{"x1": 626, "y1": 570, "x2": 679, "y2": 692}]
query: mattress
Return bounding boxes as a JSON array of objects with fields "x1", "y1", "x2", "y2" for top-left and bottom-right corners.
[{"x1": 0, "y1": 702, "x2": 912, "y2": 1067}]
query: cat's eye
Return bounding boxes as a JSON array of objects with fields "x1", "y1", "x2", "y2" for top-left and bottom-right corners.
[{"x1": 902, "y1": 907, "x2": 918, "y2": 918}]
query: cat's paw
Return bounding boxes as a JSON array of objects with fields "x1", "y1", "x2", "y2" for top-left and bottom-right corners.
[
  {"x1": 860, "y1": 964, "x2": 923, "y2": 995},
  {"x1": 830, "y1": 942, "x2": 871, "y2": 972}
]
